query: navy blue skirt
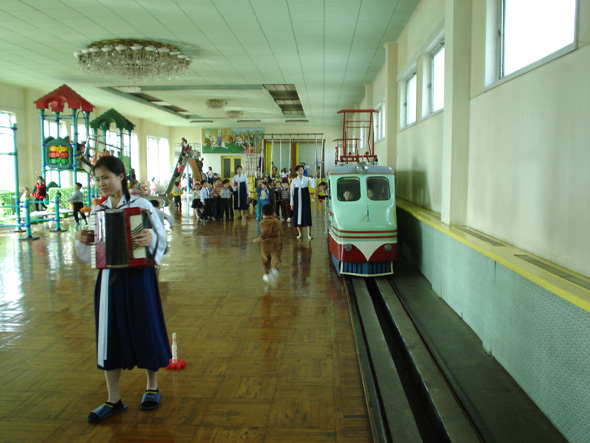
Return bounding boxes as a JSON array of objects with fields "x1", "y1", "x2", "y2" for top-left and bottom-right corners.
[
  {"x1": 292, "y1": 186, "x2": 312, "y2": 227},
  {"x1": 234, "y1": 181, "x2": 249, "y2": 210},
  {"x1": 94, "y1": 267, "x2": 171, "y2": 371}
]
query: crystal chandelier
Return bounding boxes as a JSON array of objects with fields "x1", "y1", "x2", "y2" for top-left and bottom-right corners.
[
  {"x1": 74, "y1": 39, "x2": 191, "y2": 82},
  {"x1": 206, "y1": 99, "x2": 227, "y2": 109}
]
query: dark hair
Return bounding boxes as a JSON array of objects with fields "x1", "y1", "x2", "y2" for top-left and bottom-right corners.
[
  {"x1": 151, "y1": 200, "x2": 160, "y2": 208},
  {"x1": 222, "y1": 179, "x2": 230, "y2": 184},
  {"x1": 94, "y1": 156, "x2": 130, "y2": 201},
  {"x1": 201, "y1": 179, "x2": 208, "y2": 185},
  {"x1": 181, "y1": 137, "x2": 187, "y2": 143},
  {"x1": 295, "y1": 165, "x2": 303, "y2": 172},
  {"x1": 261, "y1": 203, "x2": 274, "y2": 216},
  {"x1": 37, "y1": 176, "x2": 44, "y2": 181},
  {"x1": 319, "y1": 181, "x2": 327, "y2": 188},
  {"x1": 174, "y1": 181, "x2": 180, "y2": 187},
  {"x1": 75, "y1": 182, "x2": 82, "y2": 187}
]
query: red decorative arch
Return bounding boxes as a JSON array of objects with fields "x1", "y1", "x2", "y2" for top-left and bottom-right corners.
[{"x1": 34, "y1": 84, "x2": 94, "y2": 113}]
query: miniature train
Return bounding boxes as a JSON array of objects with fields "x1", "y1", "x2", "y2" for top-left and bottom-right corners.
[{"x1": 327, "y1": 162, "x2": 397, "y2": 276}]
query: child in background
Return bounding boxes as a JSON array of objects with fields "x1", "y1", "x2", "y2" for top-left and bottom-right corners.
[
  {"x1": 280, "y1": 181, "x2": 291, "y2": 222},
  {"x1": 68, "y1": 182, "x2": 88, "y2": 229},
  {"x1": 209, "y1": 178, "x2": 222, "y2": 220},
  {"x1": 200, "y1": 180, "x2": 213, "y2": 220},
  {"x1": 254, "y1": 178, "x2": 263, "y2": 220},
  {"x1": 191, "y1": 181, "x2": 203, "y2": 220},
  {"x1": 274, "y1": 180, "x2": 282, "y2": 218},
  {"x1": 31, "y1": 176, "x2": 47, "y2": 211},
  {"x1": 151, "y1": 200, "x2": 174, "y2": 228},
  {"x1": 252, "y1": 203, "x2": 282, "y2": 285},
  {"x1": 317, "y1": 181, "x2": 328, "y2": 201},
  {"x1": 171, "y1": 182, "x2": 183, "y2": 213},
  {"x1": 20, "y1": 186, "x2": 31, "y2": 216},
  {"x1": 258, "y1": 181, "x2": 270, "y2": 220},
  {"x1": 220, "y1": 179, "x2": 232, "y2": 221}
]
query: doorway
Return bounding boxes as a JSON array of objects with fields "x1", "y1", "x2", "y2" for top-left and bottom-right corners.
[{"x1": 221, "y1": 156, "x2": 242, "y2": 180}]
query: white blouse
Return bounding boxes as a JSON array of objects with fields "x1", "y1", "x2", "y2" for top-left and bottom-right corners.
[{"x1": 290, "y1": 176, "x2": 313, "y2": 205}]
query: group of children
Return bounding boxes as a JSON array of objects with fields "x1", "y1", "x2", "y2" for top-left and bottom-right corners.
[
  {"x1": 254, "y1": 177, "x2": 293, "y2": 222},
  {"x1": 190, "y1": 178, "x2": 235, "y2": 221}
]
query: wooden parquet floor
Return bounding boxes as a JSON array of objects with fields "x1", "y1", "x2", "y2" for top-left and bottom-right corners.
[{"x1": 0, "y1": 201, "x2": 371, "y2": 442}]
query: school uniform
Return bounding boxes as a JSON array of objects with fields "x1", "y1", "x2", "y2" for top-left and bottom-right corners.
[
  {"x1": 290, "y1": 176, "x2": 313, "y2": 227},
  {"x1": 220, "y1": 187, "x2": 232, "y2": 220},
  {"x1": 200, "y1": 187, "x2": 213, "y2": 219},
  {"x1": 232, "y1": 173, "x2": 249, "y2": 210},
  {"x1": 75, "y1": 195, "x2": 171, "y2": 371}
]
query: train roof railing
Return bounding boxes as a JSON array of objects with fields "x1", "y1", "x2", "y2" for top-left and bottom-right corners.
[{"x1": 337, "y1": 109, "x2": 379, "y2": 164}]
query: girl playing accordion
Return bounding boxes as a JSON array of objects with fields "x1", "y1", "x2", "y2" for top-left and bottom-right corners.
[{"x1": 75, "y1": 156, "x2": 170, "y2": 423}]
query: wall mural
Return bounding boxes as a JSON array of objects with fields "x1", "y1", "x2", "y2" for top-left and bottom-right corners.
[{"x1": 202, "y1": 128, "x2": 263, "y2": 154}]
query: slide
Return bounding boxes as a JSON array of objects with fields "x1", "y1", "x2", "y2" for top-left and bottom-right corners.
[
  {"x1": 165, "y1": 149, "x2": 192, "y2": 198},
  {"x1": 77, "y1": 156, "x2": 94, "y2": 174},
  {"x1": 188, "y1": 158, "x2": 202, "y2": 182}
]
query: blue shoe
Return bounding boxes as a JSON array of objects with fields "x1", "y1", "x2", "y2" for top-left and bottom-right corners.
[
  {"x1": 140, "y1": 389, "x2": 161, "y2": 410},
  {"x1": 87, "y1": 401, "x2": 127, "y2": 423}
]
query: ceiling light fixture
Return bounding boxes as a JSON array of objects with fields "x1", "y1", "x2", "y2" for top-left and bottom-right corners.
[
  {"x1": 225, "y1": 110, "x2": 243, "y2": 119},
  {"x1": 74, "y1": 39, "x2": 191, "y2": 82},
  {"x1": 206, "y1": 99, "x2": 227, "y2": 109}
]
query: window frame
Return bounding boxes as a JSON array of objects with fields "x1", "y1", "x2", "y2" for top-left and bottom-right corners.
[
  {"x1": 485, "y1": 0, "x2": 578, "y2": 88},
  {"x1": 336, "y1": 177, "x2": 361, "y2": 202},
  {"x1": 403, "y1": 71, "x2": 417, "y2": 127},
  {"x1": 374, "y1": 101, "x2": 385, "y2": 142},
  {"x1": 430, "y1": 43, "x2": 445, "y2": 113}
]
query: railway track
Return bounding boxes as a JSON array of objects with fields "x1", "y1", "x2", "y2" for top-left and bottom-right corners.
[{"x1": 345, "y1": 276, "x2": 480, "y2": 443}]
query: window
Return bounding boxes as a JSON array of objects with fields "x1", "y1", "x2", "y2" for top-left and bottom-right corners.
[
  {"x1": 374, "y1": 102, "x2": 385, "y2": 142},
  {"x1": 147, "y1": 136, "x2": 170, "y2": 184},
  {"x1": 431, "y1": 46, "x2": 445, "y2": 112},
  {"x1": 0, "y1": 112, "x2": 16, "y2": 192},
  {"x1": 337, "y1": 177, "x2": 360, "y2": 202},
  {"x1": 367, "y1": 177, "x2": 391, "y2": 201},
  {"x1": 498, "y1": 0, "x2": 576, "y2": 78},
  {"x1": 130, "y1": 134, "x2": 139, "y2": 174},
  {"x1": 106, "y1": 130, "x2": 119, "y2": 155},
  {"x1": 405, "y1": 73, "x2": 417, "y2": 125}
]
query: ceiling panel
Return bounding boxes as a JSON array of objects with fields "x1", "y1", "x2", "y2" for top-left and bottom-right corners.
[{"x1": 0, "y1": 0, "x2": 419, "y2": 127}]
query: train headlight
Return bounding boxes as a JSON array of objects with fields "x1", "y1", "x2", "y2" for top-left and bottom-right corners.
[
  {"x1": 344, "y1": 244, "x2": 352, "y2": 251},
  {"x1": 384, "y1": 244, "x2": 392, "y2": 251}
]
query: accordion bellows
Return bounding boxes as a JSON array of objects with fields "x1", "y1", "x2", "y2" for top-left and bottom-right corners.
[{"x1": 90, "y1": 207, "x2": 155, "y2": 269}]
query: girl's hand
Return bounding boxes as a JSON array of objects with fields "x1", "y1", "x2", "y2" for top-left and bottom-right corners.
[
  {"x1": 134, "y1": 229, "x2": 153, "y2": 247},
  {"x1": 290, "y1": 205, "x2": 294, "y2": 210},
  {"x1": 252, "y1": 237, "x2": 261, "y2": 244},
  {"x1": 75, "y1": 229, "x2": 95, "y2": 245}
]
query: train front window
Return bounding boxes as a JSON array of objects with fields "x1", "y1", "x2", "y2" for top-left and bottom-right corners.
[
  {"x1": 337, "y1": 177, "x2": 360, "y2": 201},
  {"x1": 367, "y1": 177, "x2": 390, "y2": 200}
]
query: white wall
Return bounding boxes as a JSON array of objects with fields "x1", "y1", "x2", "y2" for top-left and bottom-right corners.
[
  {"x1": 358, "y1": 0, "x2": 590, "y2": 276},
  {"x1": 468, "y1": 44, "x2": 590, "y2": 277},
  {"x1": 397, "y1": 113, "x2": 444, "y2": 212}
]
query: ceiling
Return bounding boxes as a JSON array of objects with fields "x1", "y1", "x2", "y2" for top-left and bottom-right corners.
[{"x1": 0, "y1": 0, "x2": 420, "y2": 127}]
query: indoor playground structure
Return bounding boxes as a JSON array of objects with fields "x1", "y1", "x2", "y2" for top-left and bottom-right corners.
[{"x1": 0, "y1": 84, "x2": 146, "y2": 234}]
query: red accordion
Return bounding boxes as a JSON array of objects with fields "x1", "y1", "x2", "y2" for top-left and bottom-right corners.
[{"x1": 90, "y1": 207, "x2": 155, "y2": 269}]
